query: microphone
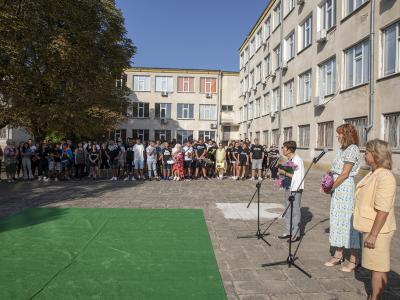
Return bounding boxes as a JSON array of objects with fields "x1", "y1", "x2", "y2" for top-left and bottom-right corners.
[{"x1": 313, "y1": 147, "x2": 328, "y2": 163}]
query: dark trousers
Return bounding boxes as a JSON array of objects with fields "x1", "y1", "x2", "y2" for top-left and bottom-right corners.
[
  {"x1": 38, "y1": 159, "x2": 49, "y2": 177},
  {"x1": 75, "y1": 164, "x2": 85, "y2": 179}
]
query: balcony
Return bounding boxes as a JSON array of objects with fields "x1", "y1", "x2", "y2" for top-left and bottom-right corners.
[{"x1": 221, "y1": 111, "x2": 237, "y2": 125}]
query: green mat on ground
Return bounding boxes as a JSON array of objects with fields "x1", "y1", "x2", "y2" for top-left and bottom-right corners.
[{"x1": 0, "y1": 208, "x2": 226, "y2": 300}]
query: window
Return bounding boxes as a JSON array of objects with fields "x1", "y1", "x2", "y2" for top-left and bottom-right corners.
[
  {"x1": 272, "y1": 88, "x2": 280, "y2": 112},
  {"x1": 199, "y1": 131, "x2": 215, "y2": 141},
  {"x1": 0, "y1": 127, "x2": 8, "y2": 139},
  {"x1": 176, "y1": 130, "x2": 193, "y2": 144},
  {"x1": 346, "y1": 0, "x2": 367, "y2": 16},
  {"x1": 177, "y1": 77, "x2": 194, "y2": 93},
  {"x1": 382, "y1": 22, "x2": 400, "y2": 76},
  {"x1": 115, "y1": 129, "x2": 127, "y2": 143},
  {"x1": 177, "y1": 103, "x2": 194, "y2": 119},
  {"x1": 384, "y1": 113, "x2": 400, "y2": 149},
  {"x1": 243, "y1": 104, "x2": 248, "y2": 121},
  {"x1": 132, "y1": 102, "x2": 149, "y2": 118},
  {"x1": 299, "y1": 69, "x2": 312, "y2": 104},
  {"x1": 155, "y1": 103, "x2": 172, "y2": 119},
  {"x1": 262, "y1": 93, "x2": 270, "y2": 115},
  {"x1": 256, "y1": 131, "x2": 261, "y2": 142},
  {"x1": 319, "y1": 0, "x2": 336, "y2": 31},
  {"x1": 222, "y1": 105, "x2": 233, "y2": 112},
  {"x1": 256, "y1": 63, "x2": 262, "y2": 83},
  {"x1": 250, "y1": 38, "x2": 255, "y2": 57},
  {"x1": 319, "y1": 57, "x2": 336, "y2": 96},
  {"x1": 240, "y1": 80, "x2": 244, "y2": 94},
  {"x1": 283, "y1": 80, "x2": 294, "y2": 109},
  {"x1": 285, "y1": 32, "x2": 295, "y2": 61},
  {"x1": 248, "y1": 101, "x2": 253, "y2": 120},
  {"x1": 345, "y1": 39, "x2": 370, "y2": 88},
  {"x1": 264, "y1": 55, "x2": 271, "y2": 77},
  {"x1": 256, "y1": 28, "x2": 263, "y2": 50},
  {"x1": 263, "y1": 130, "x2": 269, "y2": 145},
  {"x1": 273, "y1": 2, "x2": 281, "y2": 30},
  {"x1": 199, "y1": 104, "x2": 217, "y2": 120},
  {"x1": 317, "y1": 121, "x2": 334, "y2": 148},
  {"x1": 200, "y1": 77, "x2": 217, "y2": 94},
  {"x1": 298, "y1": 125, "x2": 310, "y2": 148},
  {"x1": 244, "y1": 76, "x2": 249, "y2": 91},
  {"x1": 154, "y1": 130, "x2": 172, "y2": 142},
  {"x1": 284, "y1": 127, "x2": 293, "y2": 141},
  {"x1": 255, "y1": 97, "x2": 261, "y2": 118},
  {"x1": 284, "y1": 0, "x2": 295, "y2": 16},
  {"x1": 345, "y1": 117, "x2": 367, "y2": 147},
  {"x1": 249, "y1": 70, "x2": 255, "y2": 89},
  {"x1": 274, "y1": 44, "x2": 282, "y2": 70},
  {"x1": 299, "y1": 16, "x2": 312, "y2": 51},
  {"x1": 272, "y1": 129, "x2": 280, "y2": 145},
  {"x1": 133, "y1": 76, "x2": 150, "y2": 91},
  {"x1": 155, "y1": 76, "x2": 173, "y2": 92},
  {"x1": 132, "y1": 129, "x2": 149, "y2": 142},
  {"x1": 264, "y1": 17, "x2": 271, "y2": 40},
  {"x1": 244, "y1": 46, "x2": 249, "y2": 64}
]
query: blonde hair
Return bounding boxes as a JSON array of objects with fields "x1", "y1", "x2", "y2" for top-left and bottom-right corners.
[{"x1": 365, "y1": 139, "x2": 392, "y2": 170}]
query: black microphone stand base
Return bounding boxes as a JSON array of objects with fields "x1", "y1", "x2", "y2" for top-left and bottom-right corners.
[{"x1": 262, "y1": 255, "x2": 312, "y2": 278}]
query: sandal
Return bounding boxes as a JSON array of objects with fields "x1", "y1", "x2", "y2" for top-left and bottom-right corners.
[
  {"x1": 340, "y1": 260, "x2": 359, "y2": 272},
  {"x1": 324, "y1": 255, "x2": 344, "y2": 267}
]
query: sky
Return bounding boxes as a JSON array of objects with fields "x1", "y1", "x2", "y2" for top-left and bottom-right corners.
[{"x1": 115, "y1": 0, "x2": 269, "y2": 71}]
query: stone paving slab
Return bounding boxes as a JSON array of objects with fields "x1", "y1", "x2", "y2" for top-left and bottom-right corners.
[{"x1": 1, "y1": 170, "x2": 399, "y2": 299}]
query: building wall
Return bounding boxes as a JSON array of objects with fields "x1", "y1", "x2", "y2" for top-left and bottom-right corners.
[
  {"x1": 0, "y1": 126, "x2": 31, "y2": 148},
  {"x1": 238, "y1": 0, "x2": 400, "y2": 173},
  {"x1": 116, "y1": 68, "x2": 239, "y2": 144}
]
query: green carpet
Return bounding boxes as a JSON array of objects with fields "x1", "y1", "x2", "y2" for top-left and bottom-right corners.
[{"x1": 0, "y1": 208, "x2": 226, "y2": 300}]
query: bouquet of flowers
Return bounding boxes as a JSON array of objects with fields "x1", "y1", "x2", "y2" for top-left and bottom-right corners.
[
  {"x1": 320, "y1": 172, "x2": 334, "y2": 193},
  {"x1": 274, "y1": 161, "x2": 298, "y2": 190}
]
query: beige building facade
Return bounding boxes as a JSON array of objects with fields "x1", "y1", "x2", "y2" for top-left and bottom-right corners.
[
  {"x1": 238, "y1": 0, "x2": 400, "y2": 172},
  {"x1": 116, "y1": 67, "x2": 240, "y2": 144}
]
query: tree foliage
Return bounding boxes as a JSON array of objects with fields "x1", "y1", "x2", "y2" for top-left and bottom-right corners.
[{"x1": 0, "y1": 0, "x2": 135, "y2": 140}]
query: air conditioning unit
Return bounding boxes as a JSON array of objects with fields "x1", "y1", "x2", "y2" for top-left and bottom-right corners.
[
  {"x1": 281, "y1": 61, "x2": 288, "y2": 70},
  {"x1": 210, "y1": 123, "x2": 218, "y2": 129},
  {"x1": 241, "y1": 91, "x2": 246, "y2": 97},
  {"x1": 161, "y1": 118, "x2": 168, "y2": 124},
  {"x1": 312, "y1": 96, "x2": 325, "y2": 108},
  {"x1": 297, "y1": 0, "x2": 305, "y2": 5},
  {"x1": 271, "y1": 111, "x2": 276, "y2": 118},
  {"x1": 161, "y1": 91, "x2": 168, "y2": 97},
  {"x1": 271, "y1": 71, "x2": 276, "y2": 78},
  {"x1": 316, "y1": 30, "x2": 327, "y2": 43},
  {"x1": 206, "y1": 93, "x2": 213, "y2": 99}
]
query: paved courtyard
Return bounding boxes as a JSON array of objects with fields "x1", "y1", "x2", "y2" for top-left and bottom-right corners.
[{"x1": 1, "y1": 170, "x2": 399, "y2": 300}]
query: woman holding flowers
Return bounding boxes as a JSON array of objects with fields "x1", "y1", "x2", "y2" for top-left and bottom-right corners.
[
  {"x1": 278, "y1": 141, "x2": 304, "y2": 243},
  {"x1": 324, "y1": 123, "x2": 361, "y2": 272}
]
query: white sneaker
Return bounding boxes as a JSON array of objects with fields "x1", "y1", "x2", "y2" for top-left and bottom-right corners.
[
  {"x1": 38, "y1": 176, "x2": 42, "y2": 181},
  {"x1": 124, "y1": 177, "x2": 130, "y2": 181},
  {"x1": 44, "y1": 177, "x2": 49, "y2": 182},
  {"x1": 131, "y1": 177, "x2": 136, "y2": 181},
  {"x1": 250, "y1": 177, "x2": 255, "y2": 181},
  {"x1": 54, "y1": 178, "x2": 59, "y2": 182},
  {"x1": 110, "y1": 177, "x2": 114, "y2": 181},
  {"x1": 258, "y1": 177, "x2": 263, "y2": 181}
]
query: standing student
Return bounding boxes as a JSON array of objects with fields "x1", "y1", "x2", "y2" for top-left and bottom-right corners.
[
  {"x1": 37, "y1": 141, "x2": 50, "y2": 182},
  {"x1": 0, "y1": 145, "x2": 3, "y2": 181},
  {"x1": 278, "y1": 141, "x2": 305, "y2": 243},
  {"x1": 100, "y1": 143, "x2": 110, "y2": 178},
  {"x1": 231, "y1": 141, "x2": 240, "y2": 179},
  {"x1": 74, "y1": 143, "x2": 86, "y2": 179},
  {"x1": 133, "y1": 139, "x2": 145, "y2": 180},
  {"x1": 268, "y1": 145, "x2": 280, "y2": 180},
  {"x1": 146, "y1": 141, "x2": 158, "y2": 180},
  {"x1": 194, "y1": 139, "x2": 208, "y2": 179},
  {"x1": 250, "y1": 139, "x2": 264, "y2": 181},
  {"x1": 183, "y1": 141, "x2": 193, "y2": 180},
  {"x1": 21, "y1": 142, "x2": 33, "y2": 180},
  {"x1": 238, "y1": 143, "x2": 249, "y2": 180},
  {"x1": 88, "y1": 144, "x2": 100, "y2": 180},
  {"x1": 3, "y1": 140, "x2": 17, "y2": 182},
  {"x1": 106, "y1": 140, "x2": 121, "y2": 181},
  {"x1": 161, "y1": 142, "x2": 172, "y2": 180},
  {"x1": 172, "y1": 144, "x2": 184, "y2": 181},
  {"x1": 124, "y1": 141, "x2": 135, "y2": 181},
  {"x1": 215, "y1": 143, "x2": 226, "y2": 179}
]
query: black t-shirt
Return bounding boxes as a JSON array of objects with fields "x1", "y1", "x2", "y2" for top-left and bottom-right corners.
[
  {"x1": 126, "y1": 146, "x2": 134, "y2": 161},
  {"x1": 251, "y1": 145, "x2": 263, "y2": 160},
  {"x1": 162, "y1": 148, "x2": 172, "y2": 162},
  {"x1": 89, "y1": 149, "x2": 100, "y2": 162},
  {"x1": 231, "y1": 147, "x2": 239, "y2": 161},
  {"x1": 239, "y1": 148, "x2": 249, "y2": 161},
  {"x1": 107, "y1": 144, "x2": 120, "y2": 161},
  {"x1": 52, "y1": 148, "x2": 62, "y2": 162},
  {"x1": 195, "y1": 143, "x2": 207, "y2": 157},
  {"x1": 268, "y1": 149, "x2": 279, "y2": 158},
  {"x1": 38, "y1": 147, "x2": 50, "y2": 159}
]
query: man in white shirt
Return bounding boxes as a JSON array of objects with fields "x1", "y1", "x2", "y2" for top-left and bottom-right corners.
[
  {"x1": 278, "y1": 140, "x2": 305, "y2": 243},
  {"x1": 133, "y1": 139, "x2": 145, "y2": 180},
  {"x1": 183, "y1": 141, "x2": 193, "y2": 180}
]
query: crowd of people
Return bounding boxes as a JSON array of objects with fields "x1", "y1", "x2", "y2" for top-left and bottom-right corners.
[{"x1": 0, "y1": 137, "x2": 281, "y2": 183}]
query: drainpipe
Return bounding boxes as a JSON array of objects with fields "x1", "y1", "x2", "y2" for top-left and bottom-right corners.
[
  {"x1": 278, "y1": 0, "x2": 284, "y2": 143},
  {"x1": 366, "y1": 0, "x2": 375, "y2": 137},
  {"x1": 217, "y1": 71, "x2": 223, "y2": 143}
]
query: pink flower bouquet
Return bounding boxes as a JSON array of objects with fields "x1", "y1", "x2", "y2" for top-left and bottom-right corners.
[
  {"x1": 275, "y1": 161, "x2": 298, "y2": 189},
  {"x1": 320, "y1": 172, "x2": 334, "y2": 193}
]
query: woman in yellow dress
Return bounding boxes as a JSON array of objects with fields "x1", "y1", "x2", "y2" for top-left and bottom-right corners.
[
  {"x1": 353, "y1": 139, "x2": 397, "y2": 300},
  {"x1": 215, "y1": 143, "x2": 226, "y2": 179}
]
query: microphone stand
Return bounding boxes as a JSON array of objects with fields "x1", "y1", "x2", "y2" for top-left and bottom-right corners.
[{"x1": 261, "y1": 155, "x2": 322, "y2": 278}]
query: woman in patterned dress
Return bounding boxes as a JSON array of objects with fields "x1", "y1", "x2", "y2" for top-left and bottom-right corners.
[{"x1": 324, "y1": 123, "x2": 361, "y2": 272}]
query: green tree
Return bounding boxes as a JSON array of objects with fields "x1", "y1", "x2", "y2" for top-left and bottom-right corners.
[{"x1": 0, "y1": 0, "x2": 135, "y2": 140}]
